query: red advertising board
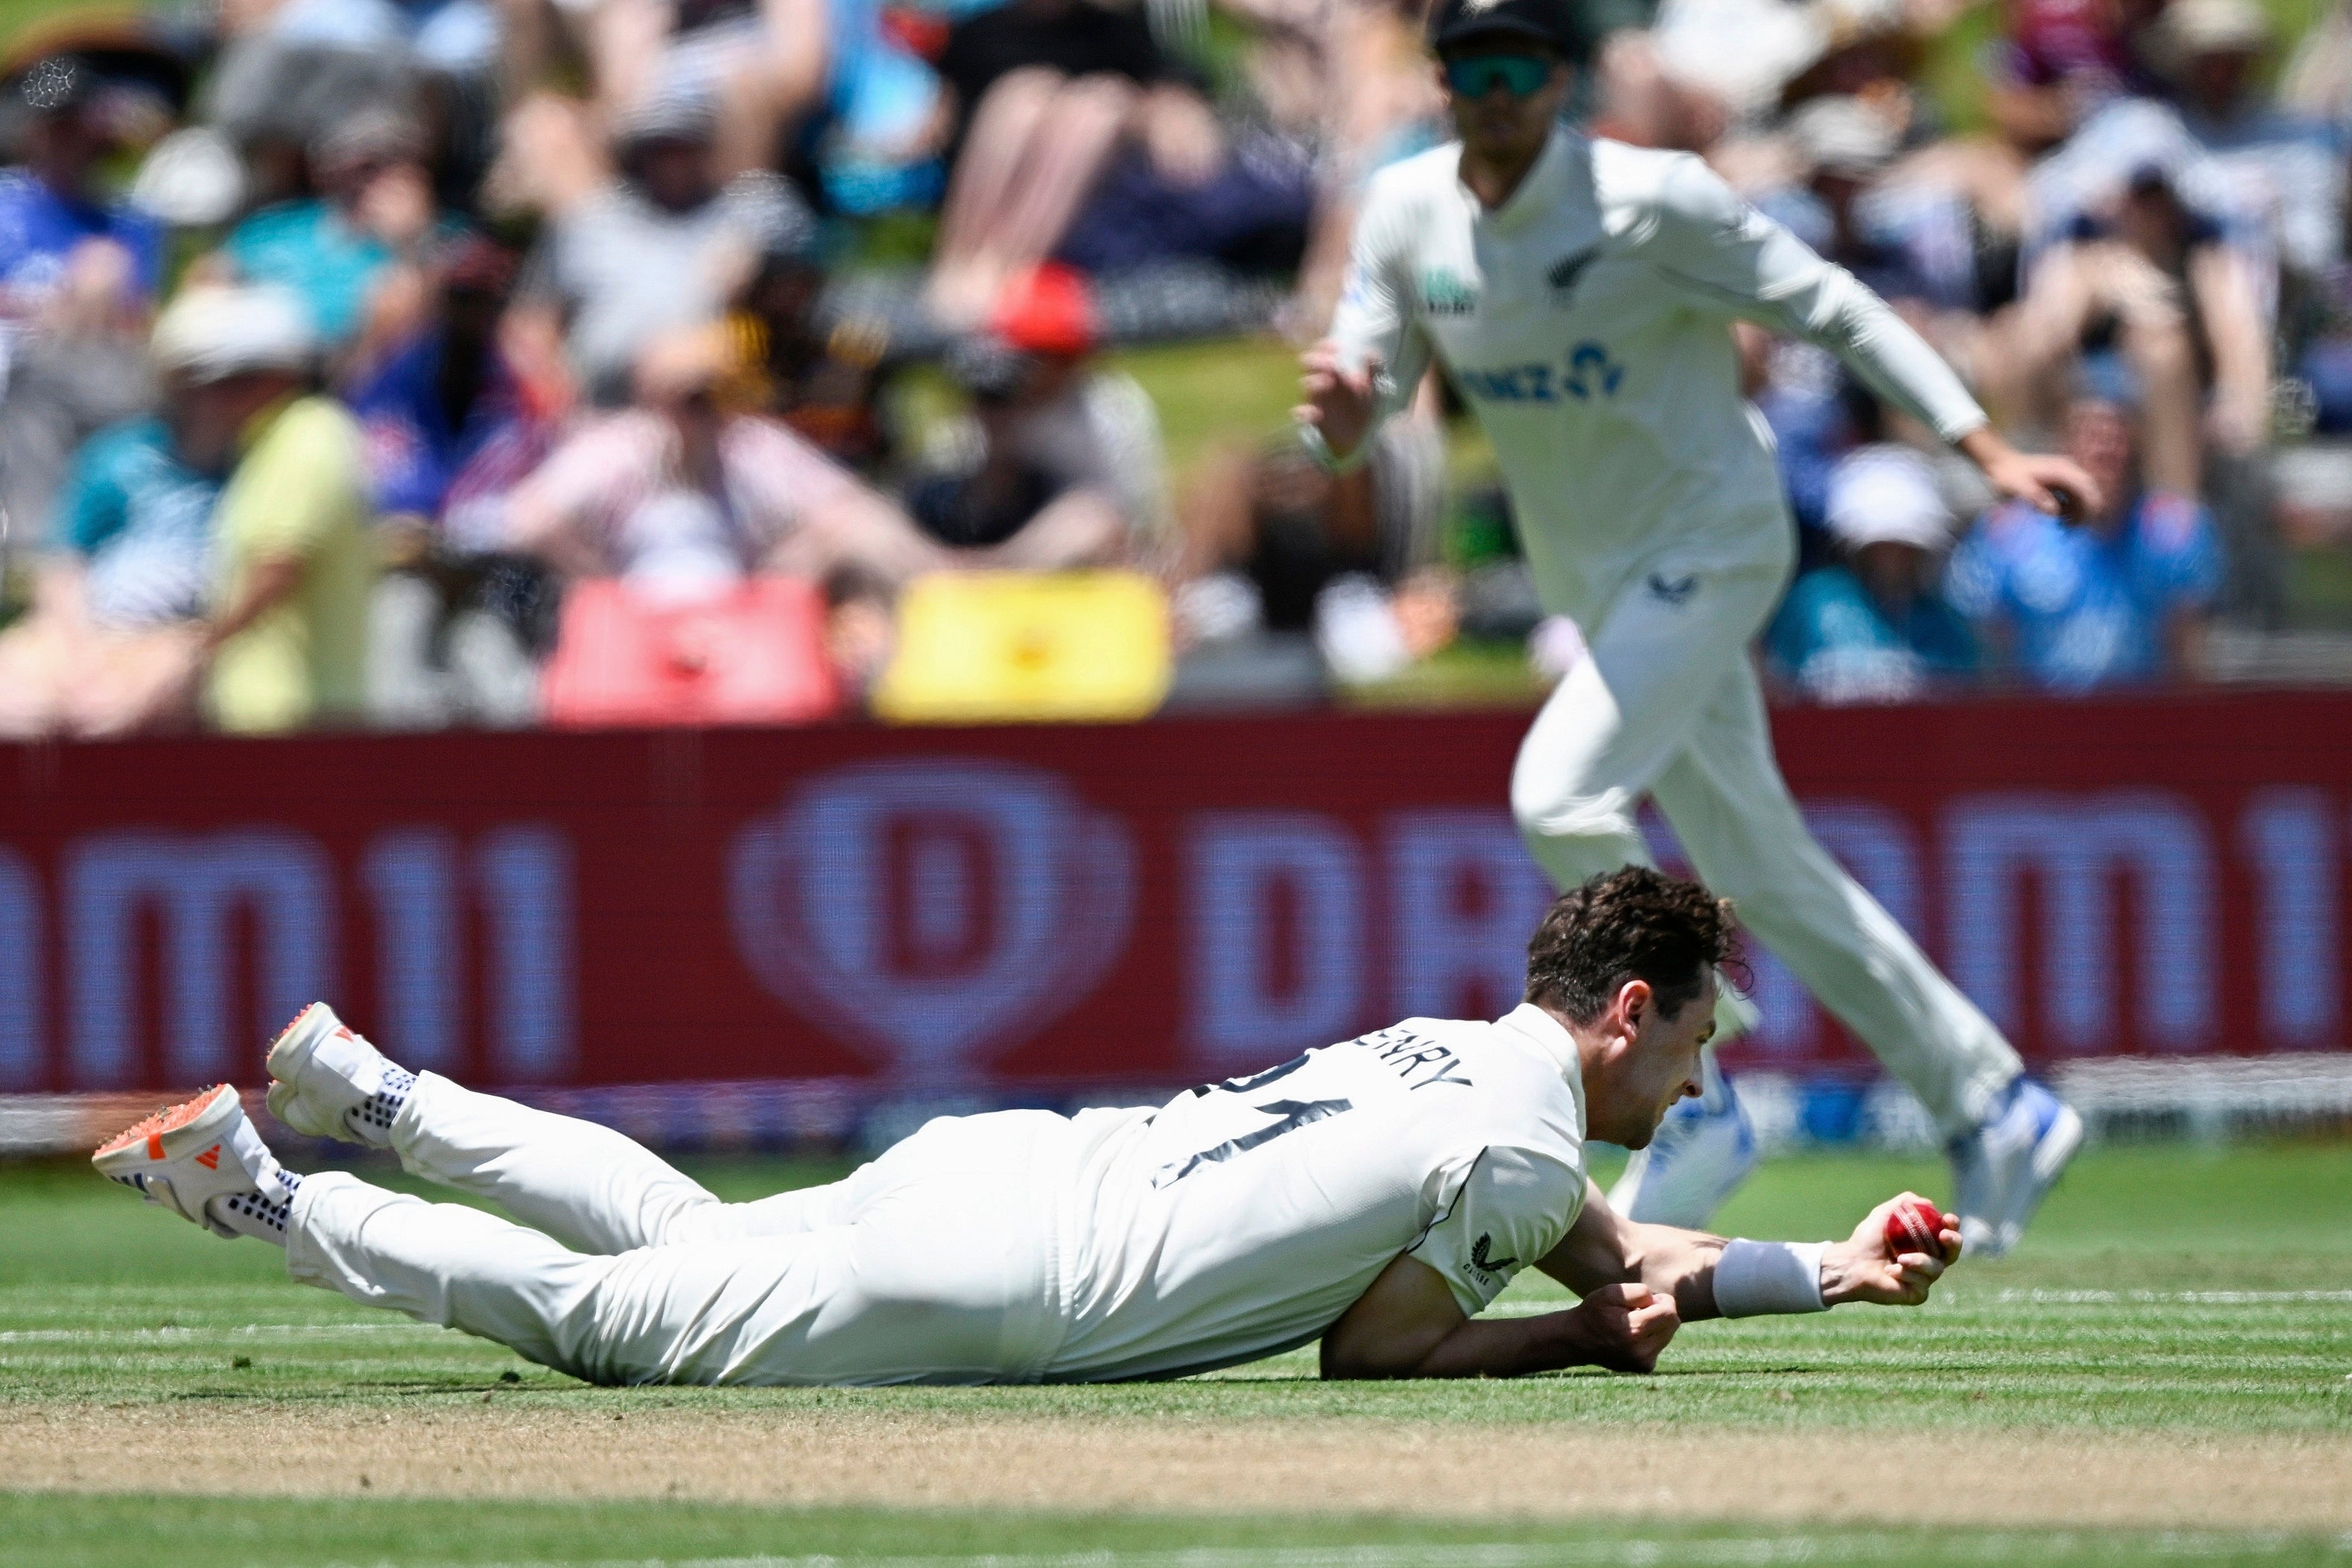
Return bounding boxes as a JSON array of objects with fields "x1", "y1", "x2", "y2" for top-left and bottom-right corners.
[{"x1": 3, "y1": 693, "x2": 2349, "y2": 1098}]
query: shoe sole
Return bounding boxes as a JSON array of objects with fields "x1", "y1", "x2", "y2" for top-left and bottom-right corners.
[{"x1": 92, "y1": 1084, "x2": 241, "y2": 1175}]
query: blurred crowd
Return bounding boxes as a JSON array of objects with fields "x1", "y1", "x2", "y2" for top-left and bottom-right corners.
[{"x1": 0, "y1": 0, "x2": 2346, "y2": 735}]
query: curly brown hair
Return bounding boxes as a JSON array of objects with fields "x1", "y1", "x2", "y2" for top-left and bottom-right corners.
[{"x1": 1523, "y1": 866, "x2": 1742, "y2": 1024}]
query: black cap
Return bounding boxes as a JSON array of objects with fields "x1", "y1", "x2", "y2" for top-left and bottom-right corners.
[{"x1": 1427, "y1": 0, "x2": 1572, "y2": 55}]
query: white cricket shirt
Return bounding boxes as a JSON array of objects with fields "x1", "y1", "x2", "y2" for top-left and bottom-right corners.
[
  {"x1": 1040, "y1": 1003, "x2": 1591, "y2": 1381},
  {"x1": 1328, "y1": 130, "x2": 1989, "y2": 622}
]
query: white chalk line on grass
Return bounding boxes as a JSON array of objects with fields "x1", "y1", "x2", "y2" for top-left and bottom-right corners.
[
  {"x1": 0, "y1": 1322, "x2": 448, "y2": 1343},
  {"x1": 319, "y1": 1532, "x2": 2352, "y2": 1568}
]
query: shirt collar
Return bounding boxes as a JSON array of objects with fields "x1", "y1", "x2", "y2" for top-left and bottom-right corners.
[
  {"x1": 1497, "y1": 1001, "x2": 1586, "y2": 1120},
  {"x1": 1460, "y1": 127, "x2": 1578, "y2": 235}
]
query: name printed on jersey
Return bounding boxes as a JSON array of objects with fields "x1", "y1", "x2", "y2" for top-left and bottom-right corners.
[{"x1": 1349, "y1": 1023, "x2": 1476, "y2": 1091}]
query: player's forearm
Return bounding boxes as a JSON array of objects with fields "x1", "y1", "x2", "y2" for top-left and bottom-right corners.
[
  {"x1": 1326, "y1": 1307, "x2": 1639, "y2": 1380},
  {"x1": 1538, "y1": 1181, "x2": 1726, "y2": 1320}
]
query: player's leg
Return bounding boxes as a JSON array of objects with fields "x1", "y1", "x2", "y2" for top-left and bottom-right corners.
[
  {"x1": 1509, "y1": 559, "x2": 1785, "y2": 1046},
  {"x1": 265, "y1": 1004, "x2": 849, "y2": 1254},
  {"x1": 100, "y1": 1085, "x2": 1058, "y2": 1386},
  {"x1": 1507, "y1": 562, "x2": 1785, "y2": 1227},
  {"x1": 1649, "y1": 664, "x2": 2081, "y2": 1252}
]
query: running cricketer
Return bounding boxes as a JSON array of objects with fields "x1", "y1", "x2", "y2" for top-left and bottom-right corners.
[
  {"x1": 1297, "y1": 0, "x2": 2093, "y2": 1252},
  {"x1": 95, "y1": 869, "x2": 1958, "y2": 1386}
]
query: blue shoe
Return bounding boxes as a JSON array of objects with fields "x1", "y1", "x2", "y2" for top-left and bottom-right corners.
[
  {"x1": 1607, "y1": 1052, "x2": 1758, "y2": 1228},
  {"x1": 1948, "y1": 1077, "x2": 2083, "y2": 1260}
]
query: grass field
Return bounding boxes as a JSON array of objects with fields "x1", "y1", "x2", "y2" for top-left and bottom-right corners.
[{"x1": 5, "y1": 1140, "x2": 2351, "y2": 1566}]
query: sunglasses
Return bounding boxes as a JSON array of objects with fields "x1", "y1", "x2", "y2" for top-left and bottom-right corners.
[{"x1": 1444, "y1": 54, "x2": 1554, "y2": 98}]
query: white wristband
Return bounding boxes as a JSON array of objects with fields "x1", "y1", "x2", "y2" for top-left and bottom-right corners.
[
  {"x1": 1711, "y1": 1240, "x2": 1828, "y2": 1318},
  {"x1": 1295, "y1": 418, "x2": 1375, "y2": 475}
]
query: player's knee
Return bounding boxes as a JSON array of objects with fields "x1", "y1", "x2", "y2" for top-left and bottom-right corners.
[{"x1": 1509, "y1": 772, "x2": 1637, "y2": 850}]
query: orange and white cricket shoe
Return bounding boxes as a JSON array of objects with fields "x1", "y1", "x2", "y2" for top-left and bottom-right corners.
[
  {"x1": 92, "y1": 1084, "x2": 298, "y2": 1242},
  {"x1": 265, "y1": 1002, "x2": 410, "y2": 1149}
]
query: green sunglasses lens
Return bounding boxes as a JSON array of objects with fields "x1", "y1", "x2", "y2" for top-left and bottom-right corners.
[{"x1": 1445, "y1": 55, "x2": 1550, "y2": 96}]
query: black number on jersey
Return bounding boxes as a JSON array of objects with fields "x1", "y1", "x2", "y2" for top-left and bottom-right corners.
[
  {"x1": 1153, "y1": 1096, "x2": 1354, "y2": 1189},
  {"x1": 1188, "y1": 1050, "x2": 1316, "y2": 1099}
]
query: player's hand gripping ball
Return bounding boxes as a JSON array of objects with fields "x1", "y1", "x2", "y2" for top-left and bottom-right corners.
[{"x1": 1883, "y1": 1196, "x2": 1950, "y2": 1258}]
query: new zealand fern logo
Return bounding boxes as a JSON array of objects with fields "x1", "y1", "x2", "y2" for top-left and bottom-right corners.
[{"x1": 1469, "y1": 1233, "x2": 1518, "y2": 1275}]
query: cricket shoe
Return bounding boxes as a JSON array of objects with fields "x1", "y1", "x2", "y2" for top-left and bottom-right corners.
[
  {"x1": 92, "y1": 1085, "x2": 299, "y2": 1242},
  {"x1": 1607, "y1": 1053, "x2": 1758, "y2": 1228},
  {"x1": 1948, "y1": 1076, "x2": 2083, "y2": 1260},
  {"x1": 265, "y1": 1002, "x2": 415, "y2": 1149}
]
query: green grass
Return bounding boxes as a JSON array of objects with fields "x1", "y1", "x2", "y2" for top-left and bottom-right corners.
[
  {"x1": 7, "y1": 1494, "x2": 2352, "y2": 1568},
  {"x1": 4, "y1": 1145, "x2": 2352, "y2": 1561},
  {"x1": 4, "y1": 1144, "x2": 2350, "y2": 1428}
]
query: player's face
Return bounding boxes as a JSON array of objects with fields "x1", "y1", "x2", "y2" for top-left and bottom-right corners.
[
  {"x1": 1439, "y1": 42, "x2": 1571, "y2": 162},
  {"x1": 1603, "y1": 973, "x2": 1717, "y2": 1149}
]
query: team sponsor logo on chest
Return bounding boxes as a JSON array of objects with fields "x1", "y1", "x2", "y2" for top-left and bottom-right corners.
[
  {"x1": 1456, "y1": 340, "x2": 1626, "y2": 404},
  {"x1": 1351, "y1": 1023, "x2": 1474, "y2": 1090},
  {"x1": 1420, "y1": 267, "x2": 1481, "y2": 316}
]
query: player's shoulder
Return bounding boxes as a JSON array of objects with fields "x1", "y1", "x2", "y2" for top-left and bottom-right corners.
[
  {"x1": 1359, "y1": 143, "x2": 1463, "y2": 227},
  {"x1": 1588, "y1": 136, "x2": 1743, "y2": 242}
]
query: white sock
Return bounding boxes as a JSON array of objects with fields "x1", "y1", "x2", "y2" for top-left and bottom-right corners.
[
  {"x1": 206, "y1": 1164, "x2": 302, "y2": 1246},
  {"x1": 343, "y1": 1062, "x2": 417, "y2": 1149}
]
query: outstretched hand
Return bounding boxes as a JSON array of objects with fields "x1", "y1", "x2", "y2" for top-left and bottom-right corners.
[
  {"x1": 1959, "y1": 428, "x2": 2104, "y2": 521},
  {"x1": 1820, "y1": 1192, "x2": 1963, "y2": 1308},
  {"x1": 1564, "y1": 1281, "x2": 1681, "y2": 1373},
  {"x1": 1294, "y1": 340, "x2": 1381, "y2": 464}
]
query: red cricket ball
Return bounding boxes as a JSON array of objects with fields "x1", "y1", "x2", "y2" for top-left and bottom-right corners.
[{"x1": 1884, "y1": 1197, "x2": 1946, "y2": 1258}]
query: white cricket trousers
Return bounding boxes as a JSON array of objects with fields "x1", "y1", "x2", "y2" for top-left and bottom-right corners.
[
  {"x1": 1509, "y1": 559, "x2": 2020, "y2": 1135},
  {"x1": 285, "y1": 1074, "x2": 1068, "y2": 1385}
]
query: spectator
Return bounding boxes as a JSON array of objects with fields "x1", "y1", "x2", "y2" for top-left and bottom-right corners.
[
  {"x1": 223, "y1": 109, "x2": 440, "y2": 352},
  {"x1": 906, "y1": 336, "x2": 1135, "y2": 566},
  {"x1": 510, "y1": 80, "x2": 814, "y2": 406},
  {"x1": 1947, "y1": 369, "x2": 2222, "y2": 691},
  {"x1": 723, "y1": 220, "x2": 891, "y2": 470},
  {"x1": 1767, "y1": 442, "x2": 1977, "y2": 703},
  {"x1": 0, "y1": 57, "x2": 166, "y2": 547},
  {"x1": 1174, "y1": 411, "x2": 1444, "y2": 641},
  {"x1": 0, "y1": 372, "x2": 223, "y2": 739},
  {"x1": 1983, "y1": 0, "x2": 2166, "y2": 156},
  {"x1": 346, "y1": 234, "x2": 533, "y2": 523},
  {"x1": 504, "y1": 324, "x2": 946, "y2": 595},
  {"x1": 2154, "y1": 0, "x2": 2345, "y2": 278},
  {"x1": 926, "y1": 0, "x2": 1216, "y2": 323},
  {"x1": 902, "y1": 266, "x2": 1170, "y2": 563},
  {"x1": 346, "y1": 235, "x2": 554, "y2": 729},
  {"x1": 1991, "y1": 162, "x2": 2260, "y2": 498},
  {"x1": 0, "y1": 57, "x2": 165, "y2": 317},
  {"x1": 162, "y1": 284, "x2": 379, "y2": 732}
]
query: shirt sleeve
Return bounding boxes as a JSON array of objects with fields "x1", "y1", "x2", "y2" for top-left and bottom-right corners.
[
  {"x1": 505, "y1": 414, "x2": 647, "y2": 556},
  {"x1": 1643, "y1": 153, "x2": 1989, "y2": 445},
  {"x1": 1328, "y1": 173, "x2": 1437, "y2": 443},
  {"x1": 1407, "y1": 1144, "x2": 1586, "y2": 1317},
  {"x1": 726, "y1": 416, "x2": 859, "y2": 552}
]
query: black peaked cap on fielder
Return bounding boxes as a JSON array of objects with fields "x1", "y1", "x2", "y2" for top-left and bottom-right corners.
[{"x1": 1426, "y1": 0, "x2": 1575, "y2": 56}]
